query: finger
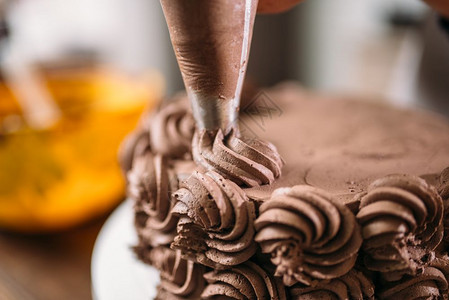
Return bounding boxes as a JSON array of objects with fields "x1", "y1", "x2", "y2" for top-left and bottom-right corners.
[
  {"x1": 257, "y1": 0, "x2": 303, "y2": 14},
  {"x1": 423, "y1": 0, "x2": 449, "y2": 17}
]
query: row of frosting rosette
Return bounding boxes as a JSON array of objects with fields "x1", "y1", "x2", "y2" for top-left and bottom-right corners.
[{"x1": 119, "y1": 95, "x2": 449, "y2": 300}]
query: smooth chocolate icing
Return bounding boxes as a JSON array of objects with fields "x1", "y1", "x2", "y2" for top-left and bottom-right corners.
[
  {"x1": 244, "y1": 83, "x2": 449, "y2": 202},
  {"x1": 172, "y1": 170, "x2": 257, "y2": 269},
  {"x1": 201, "y1": 261, "x2": 287, "y2": 299},
  {"x1": 149, "y1": 98, "x2": 195, "y2": 159},
  {"x1": 356, "y1": 174, "x2": 444, "y2": 281},
  {"x1": 255, "y1": 185, "x2": 362, "y2": 286},
  {"x1": 192, "y1": 128, "x2": 284, "y2": 187},
  {"x1": 289, "y1": 269, "x2": 375, "y2": 300}
]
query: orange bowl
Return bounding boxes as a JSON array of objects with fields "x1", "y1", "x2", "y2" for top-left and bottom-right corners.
[{"x1": 0, "y1": 68, "x2": 163, "y2": 232}]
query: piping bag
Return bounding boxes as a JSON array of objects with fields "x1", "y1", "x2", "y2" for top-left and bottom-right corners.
[{"x1": 160, "y1": 0, "x2": 258, "y2": 134}]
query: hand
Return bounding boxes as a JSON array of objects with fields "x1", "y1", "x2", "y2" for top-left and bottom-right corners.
[
  {"x1": 257, "y1": 0, "x2": 303, "y2": 14},
  {"x1": 423, "y1": 0, "x2": 449, "y2": 17},
  {"x1": 257, "y1": 0, "x2": 449, "y2": 17}
]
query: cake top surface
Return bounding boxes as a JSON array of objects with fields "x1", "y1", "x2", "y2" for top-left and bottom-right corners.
[{"x1": 244, "y1": 84, "x2": 449, "y2": 203}]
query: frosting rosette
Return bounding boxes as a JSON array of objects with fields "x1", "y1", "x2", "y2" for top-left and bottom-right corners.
[
  {"x1": 289, "y1": 269, "x2": 375, "y2": 300},
  {"x1": 440, "y1": 167, "x2": 449, "y2": 200},
  {"x1": 133, "y1": 239, "x2": 153, "y2": 265},
  {"x1": 439, "y1": 167, "x2": 449, "y2": 243},
  {"x1": 356, "y1": 174, "x2": 444, "y2": 281},
  {"x1": 201, "y1": 261, "x2": 287, "y2": 300},
  {"x1": 150, "y1": 98, "x2": 195, "y2": 158},
  {"x1": 150, "y1": 247, "x2": 206, "y2": 300},
  {"x1": 378, "y1": 256, "x2": 449, "y2": 299},
  {"x1": 171, "y1": 170, "x2": 257, "y2": 269},
  {"x1": 118, "y1": 127, "x2": 151, "y2": 175},
  {"x1": 192, "y1": 128, "x2": 283, "y2": 187},
  {"x1": 128, "y1": 152, "x2": 179, "y2": 247},
  {"x1": 254, "y1": 185, "x2": 362, "y2": 286}
]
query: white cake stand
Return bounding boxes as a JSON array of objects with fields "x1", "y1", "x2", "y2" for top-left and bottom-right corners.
[{"x1": 91, "y1": 200, "x2": 159, "y2": 300}]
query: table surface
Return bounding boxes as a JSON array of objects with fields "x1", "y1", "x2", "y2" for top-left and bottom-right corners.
[{"x1": 0, "y1": 214, "x2": 108, "y2": 300}]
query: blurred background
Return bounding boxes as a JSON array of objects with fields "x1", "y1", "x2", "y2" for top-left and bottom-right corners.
[{"x1": 0, "y1": 0, "x2": 448, "y2": 299}]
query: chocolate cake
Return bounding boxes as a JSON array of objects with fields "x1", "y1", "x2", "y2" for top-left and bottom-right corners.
[{"x1": 119, "y1": 83, "x2": 449, "y2": 299}]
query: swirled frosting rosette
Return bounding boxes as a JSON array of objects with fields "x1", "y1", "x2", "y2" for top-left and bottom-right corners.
[
  {"x1": 438, "y1": 167, "x2": 449, "y2": 243},
  {"x1": 440, "y1": 167, "x2": 449, "y2": 199},
  {"x1": 356, "y1": 174, "x2": 444, "y2": 281},
  {"x1": 171, "y1": 170, "x2": 257, "y2": 269},
  {"x1": 149, "y1": 98, "x2": 195, "y2": 159},
  {"x1": 254, "y1": 185, "x2": 362, "y2": 286},
  {"x1": 133, "y1": 238, "x2": 153, "y2": 266},
  {"x1": 289, "y1": 269, "x2": 375, "y2": 300},
  {"x1": 378, "y1": 255, "x2": 449, "y2": 299},
  {"x1": 201, "y1": 261, "x2": 287, "y2": 300},
  {"x1": 150, "y1": 247, "x2": 206, "y2": 300},
  {"x1": 118, "y1": 127, "x2": 151, "y2": 175},
  {"x1": 128, "y1": 152, "x2": 179, "y2": 247},
  {"x1": 192, "y1": 128, "x2": 284, "y2": 187}
]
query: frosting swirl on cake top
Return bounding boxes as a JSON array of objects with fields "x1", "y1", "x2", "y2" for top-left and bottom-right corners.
[
  {"x1": 356, "y1": 174, "x2": 444, "y2": 281},
  {"x1": 150, "y1": 98, "x2": 195, "y2": 159},
  {"x1": 118, "y1": 127, "x2": 150, "y2": 175},
  {"x1": 255, "y1": 185, "x2": 362, "y2": 286},
  {"x1": 192, "y1": 128, "x2": 284, "y2": 187}
]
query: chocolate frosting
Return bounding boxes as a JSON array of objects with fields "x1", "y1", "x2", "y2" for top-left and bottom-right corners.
[
  {"x1": 289, "y1": 269, "x2": 375, "y2": 300},
  {"x1": 378, "y1": 256, "x2": 449, "y2": 299},
  {"x1": 254, "y1": 185, "x2": 362, "y2": 286},
  {"x1": 192, "y1": 128, "x2": 284, "y2": 187},
  {"x1": 356, "y1": 174, "x2": 444, "y2": 281},
  {"x1": 150, "y1": 246, "x2": 205, "y2": 300},
  {"x1": 128, "y1": 152, "x2": 179, "y2": 246},
  {"x1": 149, "y1": 98, "x2": 195, "y2": 159},
  {"x1": 244, "y1": 83, "x2": 449, "y2": 202},
  {"x1": 118, "y1": 127, "x2": 150, "y2": 175},
  {"x1": 171, "y1": 170, "x2": 257, "y2": 269},
  {"x1": 439, "y1": 167, "x2": 449, "y2": 243},
  {"x1": 133, "y1": 238, "x2": 153, "y2": 266},
  {"x1": 440, "y1": 167, "x2": 449, "y2": 200},
  {"x1": 125, "y1": 83, "x2": 449, "y2": 299},
  {"x1": 201, "y1": 261, "x2": 287, "y2": 300}
]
